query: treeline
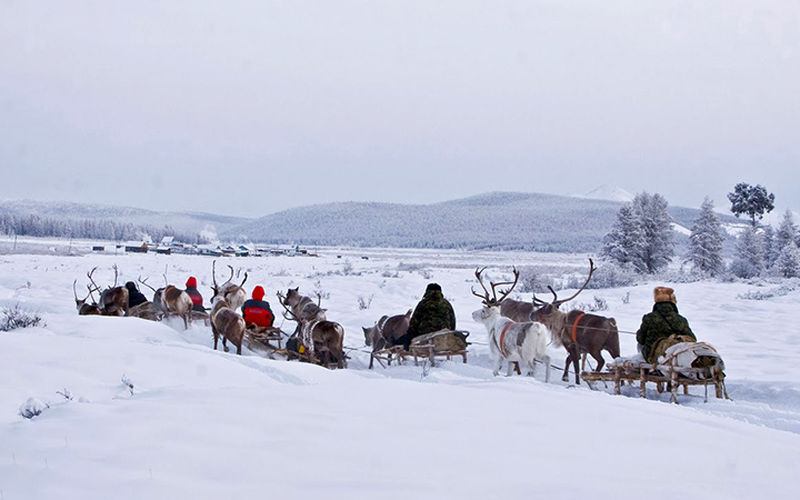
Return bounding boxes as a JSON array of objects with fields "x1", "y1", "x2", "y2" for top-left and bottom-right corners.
[{"x1": 0, "y1": 213, "x2": 209, "y2": 244}]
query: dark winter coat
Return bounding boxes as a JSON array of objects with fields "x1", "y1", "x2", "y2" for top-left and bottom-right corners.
[
  {"x1": 241, "y1": 299, "x2": 274, "y2": 328},
  {"x1": 184, "y1": 286, "x2": 205, "y2": 312},
  {"x1": 125, "y1": 282, "x2": 148, "y2": 309},
  {"x1": 636, "y1": 302, "x2": 696, "y2": 362},
  {"x1": 400, "y1": 284, "x2": 456, "y2": 348}
]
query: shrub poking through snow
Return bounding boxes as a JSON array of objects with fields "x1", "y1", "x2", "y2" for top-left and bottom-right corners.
[
  {"x1": 572, "y1": 296, "x2": 609, "y2": 312},
  {"x1": 19, "y1": 397, "x2": 49, "y2": 419},
  {"x1": 357, "y1": 294, "x2": 374, "y2": 310},
  {"x1": 1, "y1": 304, "x2": 45, "y2": 332}
]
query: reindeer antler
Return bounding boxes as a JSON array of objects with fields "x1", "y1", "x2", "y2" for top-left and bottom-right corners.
[
  {"x1": 472, "y1": 267, "x2": 519, "y2": 305},
  {"x1": 490, "y1": 267, "x2": 519, "y2": 304},
  {"x1": 239, "y1": 272, "x2": 248, "y2": 288},
  {"x1": 86, "y1": 267, "x2": 100, "y2": 293},
  {"x1": 112, "y1": 264, "x2": 119, "y2": 287},
  {"x1": 138, "y1": 276, "x2": 157, "y2": 293},
  {"x1": 551, "y1": 258, "x2": 595, "y2": 308},
  {"x1": 276, "y1": 292, "x2": 300, "y2": 322},
  {"x1": 225, "y1": 265, "x2": 235, "y2": 284}
]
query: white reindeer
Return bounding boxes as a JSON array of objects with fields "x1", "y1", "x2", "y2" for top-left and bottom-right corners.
[{"x1": 471, "y1": 267, "x2": 551, "y2": 381}]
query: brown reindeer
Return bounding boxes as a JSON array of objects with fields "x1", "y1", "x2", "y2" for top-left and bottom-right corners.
[
  {"x1": 73, "y1": 279, "x2": 101, "y2": 315},
  {"x1": 210, "y1": 261, "x2": 248, "y2": 311},
  {"x1": 86, "y1": 266, "x2": 129, "y2": 317},
  {"x1": 362, "y1": 309, "x2": 412, "y2": 369},
  {"x1": 210, "y1": 298, "x2": 246, "y2": 354},
  {"x1": 278, "y1": 292, "x2": 346, "y2": 369},
  {"x1": 138, "y1": 275, "x2": 192, "y2": 328},
  {"x1": 531, "y1": 259, "x2": 620, "y2": 384},
  {"x1": 499, "y1": 298, "x2": 535, "y2": 323}
]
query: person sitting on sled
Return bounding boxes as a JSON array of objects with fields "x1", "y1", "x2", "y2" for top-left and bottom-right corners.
[
  {"x1": 241, "y1": 285, "x2": 274, "y2": 329},
  {"x1": 636, "y1": 286, "x2": 697, "y2": 365}
]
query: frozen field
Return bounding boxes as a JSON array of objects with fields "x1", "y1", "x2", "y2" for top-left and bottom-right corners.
[{"x1": 1, "y1": 248, "x2": 799, "y2": 499}]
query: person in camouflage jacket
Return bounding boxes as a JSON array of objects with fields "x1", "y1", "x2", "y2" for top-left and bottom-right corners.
[
  {"x1": 636, "y1": 286, "x2": 696, "y2": 364},
  {"x1": 397, "y1": 283, "x2": 456, "y2": 350}
]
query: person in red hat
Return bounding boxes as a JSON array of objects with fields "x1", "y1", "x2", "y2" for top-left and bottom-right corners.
[
  {"x1": 242, "y1": 286, "x2": 274, "y2": 329},
  {"x1": 184, "y1": 277, "x2": 205, "y2": 312}
]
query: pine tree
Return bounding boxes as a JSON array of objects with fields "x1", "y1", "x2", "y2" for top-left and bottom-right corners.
[
  {"x1": 727, "y1": 182, "x2": 775, "y2": 226},
  {"x1": 688, "y1": 197, "x2": 724, "y2": 275},
  {"x1": 776, "y1": 242, "x2": 800, "y2": 278},
  {"x1": 730, "y1": 225, "x2": 764, "y2": 278},
  {"x1": 761, "y1": 225, "x2": 778, "y2": 270},
  {"x1": 775, "y1": 210, "x2": 797, "y2": 254},
  {"x1": 632, "y1": 192, "x2": 674, "y2": 273},
  {"x1": 601, "y1": 204, "x2": 644, "y2": 269}
]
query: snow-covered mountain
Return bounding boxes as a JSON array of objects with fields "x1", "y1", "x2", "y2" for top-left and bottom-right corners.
[{"x1": 576, "y1": 185, "x2": 635, "y2": 203}]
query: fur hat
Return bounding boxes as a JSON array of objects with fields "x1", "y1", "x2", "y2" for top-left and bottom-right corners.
[
  {"x1": 425, "y1": 283, "x2": 442, "y2": 293},
  {"x1": 653, "y1": 286, "x2": 676, "y2": 304}
]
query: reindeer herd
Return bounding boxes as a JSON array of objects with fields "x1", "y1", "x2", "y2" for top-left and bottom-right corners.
[{"x1": 72, "y1": 258, "x2": 618, "y2": 383}]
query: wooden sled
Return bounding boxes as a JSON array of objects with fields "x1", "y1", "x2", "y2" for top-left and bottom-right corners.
[
  {"x1": 582, "y1": 356, "x2": 729, "y2": 404},
  {"x1": 245, "y1": 325, "x2": 284, "y2": 350},
  {"x1": 369, "y1": 329, "x2": 469, "y2": 369}
]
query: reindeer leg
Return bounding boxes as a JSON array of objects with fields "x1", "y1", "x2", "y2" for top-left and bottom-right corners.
[
  {"x1": 543, "y1": 355, "x2": 551, "y2": 383},
  {"x1": 493, "y1": 357, "x2": 503, "y2": 376},
  {"x1": 506, "y1": 361, "x2": 514, "y2": 377},
  {"x1": 572, "y1": 345, "x2": 581, "y2": 384},
  {"x1": 562, "y1": 353, "x2": 572, "y2": 382},
  {"x1": 591, "y1": 351, "x2": 605, "y2": 372},
  {"x1": 223, "y1": 336, "x2": 229, "y2": 352}
]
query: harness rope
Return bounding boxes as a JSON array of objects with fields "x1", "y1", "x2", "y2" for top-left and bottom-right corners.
[
  {"x1": 571, "y1": 312, "x2": 586, "y2": 343},
  {"x1": 498, "y1": 321, "x2": 514, "y2": 358}
]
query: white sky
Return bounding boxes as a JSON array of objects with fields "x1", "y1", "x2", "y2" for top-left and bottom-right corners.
[{"x1": 1, "y1": 1, "x2": 799, "y2": 218}]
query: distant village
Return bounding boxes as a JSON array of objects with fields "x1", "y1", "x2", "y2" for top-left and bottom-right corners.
[{"x1": 93, "y1": 236, "x2": 319, "y2": 258}]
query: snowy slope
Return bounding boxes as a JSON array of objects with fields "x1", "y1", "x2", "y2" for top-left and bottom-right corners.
[{"x1": 1, "y1": 250, "x2": 800, "y2": 499}]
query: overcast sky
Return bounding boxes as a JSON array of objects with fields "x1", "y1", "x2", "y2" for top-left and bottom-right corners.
[{"x1": 1, "y1": 1, "x2": 798, "y2": 219}]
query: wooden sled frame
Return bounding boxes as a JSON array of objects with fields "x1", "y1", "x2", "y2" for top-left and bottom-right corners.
[
  {"x1": 370, "y1": 343, "x2": 468, "y2": 369},
  {"x1": 581, "y1": 360, "x2": 730, "y2": 404}
]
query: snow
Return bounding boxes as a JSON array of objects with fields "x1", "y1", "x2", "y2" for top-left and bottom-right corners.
[
  {"x1": 671, "y1": 222, "x2": 691, "y2": 236},
  {"x1": 579, "y1": 184, "x2": 635, "y2": 203},
  {"x1": 2, "y1": 249, "x2": 800, "y2": 499}
]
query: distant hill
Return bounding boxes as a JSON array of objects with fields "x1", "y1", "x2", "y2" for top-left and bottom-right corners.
[
  {"x1": 2, "y1": 193, "x2": 743, "y2": 252},
  {"x1": 0, "y1": 199, "x2": 250, "y2": 237},
  {"x1": 222, "y1": 191, "x2": 740, "y2": 252}
]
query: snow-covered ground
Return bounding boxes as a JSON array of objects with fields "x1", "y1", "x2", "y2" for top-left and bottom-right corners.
[{"x1": 1, "y1": 249, "x2": 799, "y2": 499}]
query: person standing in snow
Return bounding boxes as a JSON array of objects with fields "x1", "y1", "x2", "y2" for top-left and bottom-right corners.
[
  {"x1": 184, "y1": 277, "x2": 205, "y2": 312},
  {"x1": 241, "y1": 286, "x2": 274, "y2": 329},
  {"x1": 125, "y1": 281, "x2": 148, "y2": 308},
  {"x1": 396, "y1": 283, "x2": 456, "y2": 350},
  {"x1": 636, "y1": 286, "x2": 697, "y2": 364}
]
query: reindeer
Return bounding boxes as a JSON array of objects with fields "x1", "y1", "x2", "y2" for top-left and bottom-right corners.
[
  {"x1": 73, "y1": 279, "x2": 101, "y2": 315},
  {"x1": 210, "y1": 297, "x2": 246, "y2": 355},
  {"x1": 362, "y1": 309, "x2": 412, "y2": 369},
  {"x1": 86, "y1": 266, "x2": 129, "y2": 316},
  {"x1": 210, "y1": 261, "x2": 248, "y2": 311},
  {"x1": 282, "y1": 287, "x2": 326, "y2": 331},
  {"x1": 531, "y1": 259, "x2": 620, "y2": 385},
  {"x1": 471, "y1": 268, "x2": 551, "y2": 381},
  {"x1": 138, "y1": 275, "x2": 192, "y2": 328},
  {"x1": 278, "y1": 292, "x2": 346, "y2": 369}
]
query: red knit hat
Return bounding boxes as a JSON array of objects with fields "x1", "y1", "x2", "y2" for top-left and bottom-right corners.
[
  {"x1": 252, "y1": 286, "x2": 265, "y2": 301},
  {"x1": 186, "y1": 276, "x2": 197, "y2": 288}
]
